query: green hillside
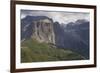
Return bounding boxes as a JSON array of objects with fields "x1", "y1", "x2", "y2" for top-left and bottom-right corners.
[{"x1": 21, "y1": 38, "x2": 84, "y2": 63}]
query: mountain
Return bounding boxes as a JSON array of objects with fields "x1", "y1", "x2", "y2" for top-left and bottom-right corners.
[
  {"x1": 53, "y1": 22, "x2": 65, "y2": 48},
  {"x1": 54, "y1": 19, "x2": 89, "y2": 59},
  {"x1": 21, "y1": 16, "x2": 55, "y2": 44},
  {"x1": 21, "y1": 16, "x2": 89, "y2": 62}
]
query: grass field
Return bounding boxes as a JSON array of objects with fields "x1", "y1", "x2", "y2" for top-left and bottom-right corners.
[{"x1": 21, "y1": 38, "x2": 84, "y2": 63}]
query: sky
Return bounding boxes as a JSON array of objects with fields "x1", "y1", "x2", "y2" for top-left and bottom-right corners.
[{"x1": 21, "y1": 10, "x2": 90, "y2": 24}]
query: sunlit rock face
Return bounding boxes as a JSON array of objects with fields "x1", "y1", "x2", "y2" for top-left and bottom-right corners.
[{"x1": 32, "y1": 18, "x2": 55, "y2": 44}]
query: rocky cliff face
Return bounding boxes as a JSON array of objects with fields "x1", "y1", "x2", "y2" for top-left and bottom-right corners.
[
  {"x1": 32, "y1": 18, "x2": 55, "y2": 44},
  {"x1": 21, "y1": 16, "x2": 55, "y2": 44}
]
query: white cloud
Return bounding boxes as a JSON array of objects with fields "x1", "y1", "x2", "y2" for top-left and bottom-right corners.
[{"x1": 21, "y1": 10, "x2": 89, "y2": 24}]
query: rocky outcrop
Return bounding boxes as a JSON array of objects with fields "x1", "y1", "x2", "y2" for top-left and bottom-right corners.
[
  {"x1": 32, "y1": 18, "x2": 55, "y2": 44},
  {"x1": 21, "y1": 16, "x2": 55, "y2": 44}
]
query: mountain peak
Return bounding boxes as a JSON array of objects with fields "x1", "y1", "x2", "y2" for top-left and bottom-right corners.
[
  {"x1": 23, "y1": 15, "x2": 52, "y2": 21},
  {"x1": 75, "y1": 19, "x2": 88, "y2": 24}
]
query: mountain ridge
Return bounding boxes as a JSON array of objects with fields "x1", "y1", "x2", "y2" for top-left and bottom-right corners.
[{"x1": 21, "y1": 16, "x2": 89, "y2": 59}]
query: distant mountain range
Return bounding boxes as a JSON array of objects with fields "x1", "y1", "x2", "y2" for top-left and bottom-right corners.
[
  {"x1": 54, "y1": 19, "x2": 89, "y2": 59},
  {"x1": 21, "y1": 15, "x2": 89, "y2": 59}
]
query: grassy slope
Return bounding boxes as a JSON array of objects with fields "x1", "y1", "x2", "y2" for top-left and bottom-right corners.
[{"x1": 21, "y1": 38, "x2": 84, "y2": 63}]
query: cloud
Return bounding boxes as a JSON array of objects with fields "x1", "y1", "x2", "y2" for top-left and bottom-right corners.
[{"x1": 21, "y1": 10, "x2": 90, "y2": 24}]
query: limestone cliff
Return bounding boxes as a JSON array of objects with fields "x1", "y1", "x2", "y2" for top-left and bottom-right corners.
[
  {"x1": 21, "y1": 16, "x2": 55, "y2": 44},
  {"x1": 32, "y1": 18, "x2": 55, "y2": 44}
]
